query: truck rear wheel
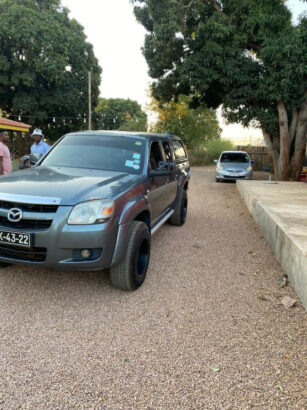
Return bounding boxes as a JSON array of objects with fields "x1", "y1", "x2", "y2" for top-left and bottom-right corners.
[
  {"x1": 169, "y1": 189, "x2": 188, "y2": 226},
  {"x1": 110, "y1": 221, "x2": 151, "y2": 291}
]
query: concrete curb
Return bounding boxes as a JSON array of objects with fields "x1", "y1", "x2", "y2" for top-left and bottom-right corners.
[{"x1": 237, "y1": 180, "x2": 307, "y2": 311}]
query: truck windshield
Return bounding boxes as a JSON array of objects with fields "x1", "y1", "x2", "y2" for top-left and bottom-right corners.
[
  {"x1": 41, "y1": 134, "x2": 145, "y2": 174},
  {"x1": 220, "y1": 153, "x2": 249, "y2": 163}
]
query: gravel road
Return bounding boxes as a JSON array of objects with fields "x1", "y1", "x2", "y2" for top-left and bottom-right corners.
[{"x1": 0, "y1": 168, "x2": 306, "y2": 409}]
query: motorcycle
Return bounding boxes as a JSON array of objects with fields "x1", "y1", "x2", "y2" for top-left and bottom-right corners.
[{"x1": 19, "y1": 153, "x2": 42, "y2": 169}]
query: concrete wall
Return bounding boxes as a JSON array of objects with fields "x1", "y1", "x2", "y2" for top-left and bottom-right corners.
[{"x1": 237, "y1": 180, "x2": 307, "y2": 310}]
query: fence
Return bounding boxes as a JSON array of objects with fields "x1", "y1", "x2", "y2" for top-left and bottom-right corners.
[{"x1": 237, "y1": 146, "x2": 271, "y2": 171}]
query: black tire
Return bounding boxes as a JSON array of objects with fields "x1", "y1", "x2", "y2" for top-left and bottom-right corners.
[
  {"x1": 216, "y1": 177, "x2": 220, "y2": 182},
  {"x1": 169, "y1": 189, "x2": 188, "y2": 226},
  {"x1": 0, "y1": 262, "x2": 12, "y2": 268},
  {"x1": 110, "y1": 221, "x2": 151, "y2": 291}
]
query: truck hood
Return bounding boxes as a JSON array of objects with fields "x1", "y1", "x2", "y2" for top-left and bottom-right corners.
[{"x1": 0, "y1": 166, "x2": 141, "y2": 205}]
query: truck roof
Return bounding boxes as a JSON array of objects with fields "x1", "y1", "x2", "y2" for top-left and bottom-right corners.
[{"x1": 66, "y1": 130, "x2": 181, "y2": 141}]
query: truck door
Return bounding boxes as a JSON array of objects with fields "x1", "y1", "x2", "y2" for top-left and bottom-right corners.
[
  {"x1": 147, "y1": 141, "x2": 168, "y2": 224},
  {"x1": 161, "y1": 140, "x2": 177, "y2": 207}
]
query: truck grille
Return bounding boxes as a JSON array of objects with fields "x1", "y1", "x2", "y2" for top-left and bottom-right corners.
[
  {"x1": 0, "y1": 201, "x2": 58, "y2": 213},
  {"x1": 0, "y1": 200, "x2": 58, "y2": 231},
  {"x1": 0, "y1": 216, "x2": 52, "y2": 230},
  {"x1": 0, "y1": 244, "x2": 47, "y2": 262}
]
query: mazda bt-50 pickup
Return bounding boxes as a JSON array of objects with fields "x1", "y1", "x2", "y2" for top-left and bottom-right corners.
[{"x1": 0, "y1": 131, "x2": 190, "y2": 290}]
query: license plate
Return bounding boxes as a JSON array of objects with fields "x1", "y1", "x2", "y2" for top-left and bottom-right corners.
[{"x1": 0, "y1": 230, "x2": 31, "y2": 247}]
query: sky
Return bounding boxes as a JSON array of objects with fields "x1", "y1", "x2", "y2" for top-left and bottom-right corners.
[
  {"x1": 62, "y1": 0, "x2": 306, "y2": 143},
  {"x1": 62, "y1": 0, "x2": 150, "y2": 107}
]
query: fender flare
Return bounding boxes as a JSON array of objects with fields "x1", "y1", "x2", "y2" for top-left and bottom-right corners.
[
  {"x1": 111, "y1": 196, "x2": 150, "y2": 266},
  {"x1": 118, "y1": 196, "x2": 149, "y2": 225}
]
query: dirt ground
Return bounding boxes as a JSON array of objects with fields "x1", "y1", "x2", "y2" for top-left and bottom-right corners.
[{"x1": 0, "y1": 167, "x2": 306, "y2": 409}]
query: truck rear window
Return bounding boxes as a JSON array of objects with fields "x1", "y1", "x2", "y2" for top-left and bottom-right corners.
[{"x1": 172, "y1": 140, "x2": 187, "y2": 162}]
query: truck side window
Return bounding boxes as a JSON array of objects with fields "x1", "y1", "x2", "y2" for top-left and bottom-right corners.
[
  {"x1": 172, "y1": 140, "x2": 187, "y2": 163},
  {"x1": 162, "y1": 141, "x2": 173, "y2": 162},
  {"x1": 149, "y1": 141, "x2": 163, "y2": 170}
]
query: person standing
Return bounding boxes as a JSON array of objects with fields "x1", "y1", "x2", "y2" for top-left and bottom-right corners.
[
  {"x1": 31, "y1": 128, "x2": 50, "y2": 155},
  {"x1": 0, "y1": 129, "x2": 12, "y2": 176}
]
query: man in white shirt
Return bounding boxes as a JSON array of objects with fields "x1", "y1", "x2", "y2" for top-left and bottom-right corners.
[{"x1": 31, "y1": 128, "x2": 50, "y2": 156}]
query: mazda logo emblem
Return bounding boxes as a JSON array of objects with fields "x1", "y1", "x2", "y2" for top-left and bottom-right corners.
[{"x1": 7, "y1": 208, "x2": 23, "y2": 223}]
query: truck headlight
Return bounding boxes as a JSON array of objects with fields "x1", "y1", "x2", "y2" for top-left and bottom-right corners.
[
  {"x1": 247, "y1": 166, "x2": 252, "y2": 172},
  {"x1": 68, "y1": 200, "x2": 115, "y2": 225}
]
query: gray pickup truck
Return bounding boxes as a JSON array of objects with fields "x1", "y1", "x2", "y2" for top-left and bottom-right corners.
[{"x1": 0, "y1": 131, "x2": 190, "y2": 290}]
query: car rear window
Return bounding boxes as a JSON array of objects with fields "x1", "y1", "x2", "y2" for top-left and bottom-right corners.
[
  {"x1": 41, "y1": 134, "x2": 145, "y2": 174},
  {"x1": 220, "y1": 153, "x2": 249, "y2": 163}
]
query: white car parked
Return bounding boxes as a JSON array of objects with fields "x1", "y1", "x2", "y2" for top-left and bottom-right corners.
[{"x1": 214, "y1": 151, "x2": 254, "y2": 182}]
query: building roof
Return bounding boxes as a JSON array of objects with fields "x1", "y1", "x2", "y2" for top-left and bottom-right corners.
[{"x1": 0, "y1": 118, "x2": 32, "y2": 132}]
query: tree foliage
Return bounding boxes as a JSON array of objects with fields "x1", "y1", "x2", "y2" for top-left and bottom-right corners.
[
  {"x1": 0, "y1": 0, "x2": 102, "y2": 139},
  {"x1": 149, "y1": 95, "x2": 221, "y2": 148},
  {"x1": 94, "y1": 98, "x2": 147, "y2": 131},
  {"x1": 133, "y1": 0, "x2": 307, "y2": 180}
]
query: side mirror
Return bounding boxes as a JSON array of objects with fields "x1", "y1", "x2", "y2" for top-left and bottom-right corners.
[
  {"x1": 149, "y1": 161, "x2": 174, "y2": 177},
  {"x1": 150, "y1": 169, "x2": 173, "y2": 177},
  {"x1": 214, "y1": 160, "x2": 218, "y2": 164},
  {"x1": 158, "y1": 161, "x2": 174, "y2": 171}
]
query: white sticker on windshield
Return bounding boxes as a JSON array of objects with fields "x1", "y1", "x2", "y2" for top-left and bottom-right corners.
[
  {"x1": 133, "y1": 153, "x2": 141, "y2": 160},
  {"x1": 134, "y1": 164, "x2": 140, "y2": 170},
  {"x1": 125, "y1": 160, "x2": 135, "y2": 168}
]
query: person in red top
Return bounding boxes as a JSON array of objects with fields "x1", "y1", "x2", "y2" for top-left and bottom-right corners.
[{"x1": 0, "y1": 130, "x2": 12, "y2": 175}]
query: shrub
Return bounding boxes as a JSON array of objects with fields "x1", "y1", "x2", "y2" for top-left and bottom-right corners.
[{"x1": 188, "y1": 138, "x2": 234, "y2": 166}]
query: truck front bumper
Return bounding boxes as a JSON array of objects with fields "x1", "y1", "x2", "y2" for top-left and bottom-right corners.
[{"x1": 0, "y1": 206, "x2": 126, "y2": 270}]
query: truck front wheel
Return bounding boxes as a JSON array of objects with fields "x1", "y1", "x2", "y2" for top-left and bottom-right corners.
[
  {"x1": 110, "y1": 221, "x2": 151, "y2": 291},
  {"x1": 0, "y1": 262, "x2": 12, "y2": 268}
]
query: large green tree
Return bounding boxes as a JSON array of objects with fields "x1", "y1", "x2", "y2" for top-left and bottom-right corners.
[
  {"x1": 0, "y1": 0, "x2": 102, "y2": 139},
  {"x1": 149, "y1": 94, "x2": 221, "y2": 148},
  {"x1": 94, "y1": 98, "x2": 147, "y2": 131},
  {"x1": 133, "y1": 0, "x2": 307, "y2": 180}
]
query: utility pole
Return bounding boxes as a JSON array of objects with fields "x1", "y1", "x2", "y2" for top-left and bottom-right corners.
[{"x1": 88, "y1": 71, "x2": 92, "y2": 130}]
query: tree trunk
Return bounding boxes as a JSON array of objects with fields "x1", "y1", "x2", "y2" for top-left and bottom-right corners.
[
  {"x1": 277, "y1": 101, "x2": 291, "y2": 180},
  {"x1": 262, "y1": 130, "x2": 280, "y2": 179},
  {"x1": 290, "y1": 94, "x2": 307, "y2": 179},
  {"x1": 263, "y1": 96, "x2": 307, "y2": 181}
]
